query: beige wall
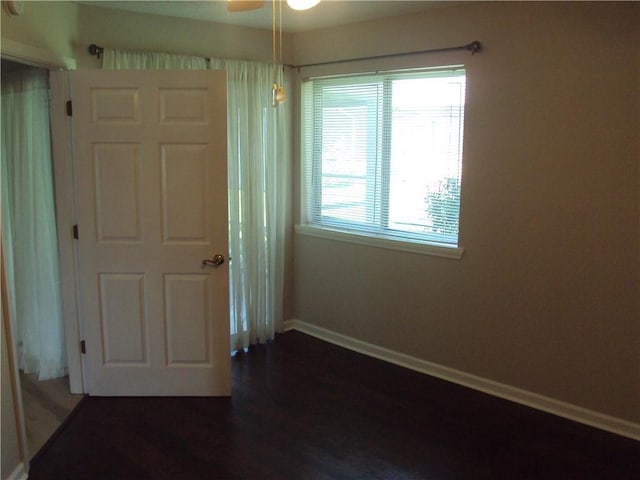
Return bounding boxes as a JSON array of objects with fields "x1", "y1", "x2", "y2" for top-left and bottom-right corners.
[
  {"x1": 0, "y1": 1, "x2": 291, "y2": 66},
  {"x1": 0, "y1": 0, "x2": 78, "y2": 59},
  {"x1": 292, "y1": 1, "x2": 640, "y2": 423},
  {"x1": 76, "y1": 3, "x2": 291, "y2": 68},
  {"x1": 0, "y1": 1, "x2": 290, "y2": 67}
]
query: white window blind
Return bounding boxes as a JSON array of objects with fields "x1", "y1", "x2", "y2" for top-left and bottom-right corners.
[{"x1": 302, "y1": 67, "x2": 466, "y2": 248}]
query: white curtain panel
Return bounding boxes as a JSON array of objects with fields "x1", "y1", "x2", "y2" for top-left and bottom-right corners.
[
  {"x1": 209, "y1": 58, "x2": 287, "y2": 351},
  {"x1": 102, "y1": 49, "x2": 208, "y2": 70},
  {"x1": 102, "y1": 50, "x2": 288, "y2": 351},
  {"x1": 1, "y1": 67, "x2": 67, "y2": 380}
]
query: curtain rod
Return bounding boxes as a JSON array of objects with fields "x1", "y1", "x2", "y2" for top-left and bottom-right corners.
[
  {"x1": 89, "y1": 41, "x2": 481, "y2": 68},
  {"x1": 287, "y1": 41, "x2": 481, "y2": 71},
  {"x1": 88, "y1": 44, "x2": 216, "y2": 63}
]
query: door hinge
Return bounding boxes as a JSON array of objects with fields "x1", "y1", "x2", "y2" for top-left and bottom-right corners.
[
  {"x1": 80, "y1": 340, "x2": 86, "y2": 354},
  {"x1": 66, "y1": 100, "x2": 73, "y2": 116},
  {"x1": 73, "y1": 224, "x2": 79, "y2": 239}
]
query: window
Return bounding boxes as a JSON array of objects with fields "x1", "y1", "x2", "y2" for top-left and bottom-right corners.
[{"x1": 300, "y1": 67, "x2": 466, "y2": 257}]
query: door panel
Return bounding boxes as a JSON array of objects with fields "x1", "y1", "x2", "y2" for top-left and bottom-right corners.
[
  {"x1": 71, "y1": 70, "x2": 230, "y2": 396},
  {"x1": 94, "y1": 143, "x2": 142, "y2": 243},
  {"x1": 98, "y1": 273, "x2": 147, "y2": 365},
  {"x1": 164, "y1": 274, "x2": 212, "y2": 366},
  {"x1": 161, "y1": 144, "x2": 208, "y2": 243}
]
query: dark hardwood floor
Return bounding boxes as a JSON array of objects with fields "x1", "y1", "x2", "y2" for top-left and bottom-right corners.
[{"x1": 29, "y1": 331, "x2": 639, "y2": 479}]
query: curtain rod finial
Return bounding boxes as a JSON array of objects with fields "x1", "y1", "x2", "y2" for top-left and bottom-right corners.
[
  {"x1": 88, "y1": 44, "x2": 104, "y2": 59},
  {"x1": 466, "y1": 41, "x2": 482, "y2": 55}
]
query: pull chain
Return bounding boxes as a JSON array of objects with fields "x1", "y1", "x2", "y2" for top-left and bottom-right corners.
[{"x1": 272, "y1": 0, "x2": 287, "y2": 107}]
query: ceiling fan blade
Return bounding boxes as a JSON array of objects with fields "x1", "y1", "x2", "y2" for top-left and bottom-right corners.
[{"x1": 227, "y1": 0, "x2": 265, "y2": 12}]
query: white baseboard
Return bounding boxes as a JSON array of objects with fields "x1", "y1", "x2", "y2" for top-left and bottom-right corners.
[
  {"x1": 5, "y1": 463, "x2": 28, "y2": 480},
  {"x1": 283, "y1": 319, "x2": 640, "y2": 441}
]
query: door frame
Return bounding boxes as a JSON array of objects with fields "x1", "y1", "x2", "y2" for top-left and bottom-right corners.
[{"x1": 49, "y1": 71, "x2": 85, "y2": 394}]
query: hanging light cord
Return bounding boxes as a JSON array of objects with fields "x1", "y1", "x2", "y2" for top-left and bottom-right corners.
[
  {"x1": 271, "y1": 1, "x2": 287, "y2": 107},
  {"x1": 279, "y1": 0, "x2": 283, "y2": 77},
  {"x1": 272, "y1": 0, "x2": 283, "y2": 85},
  {"x1": 272, "y1": 0, "x2": 277, "y2": 84}
]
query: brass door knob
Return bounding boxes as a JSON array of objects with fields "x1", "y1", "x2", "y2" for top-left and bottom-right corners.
[{"x1": 202, "y1": 254, "x2": 225, "y2": 267}]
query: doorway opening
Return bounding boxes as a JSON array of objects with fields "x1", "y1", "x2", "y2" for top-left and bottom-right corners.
[{"x1": 1, "y1": 58, "x2": 82, "y2": 459}]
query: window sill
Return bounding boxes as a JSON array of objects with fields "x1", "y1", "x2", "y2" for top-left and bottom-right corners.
[{"x1": 295, "y1": 224, "x2": 464, "y2": 260}]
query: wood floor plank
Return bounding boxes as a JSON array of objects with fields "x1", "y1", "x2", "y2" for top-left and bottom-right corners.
[{"x1": 28, "y1": 331, "x2": 640, "y2": 479}]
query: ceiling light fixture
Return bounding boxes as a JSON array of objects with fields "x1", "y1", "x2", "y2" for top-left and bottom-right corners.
[{"x1": 286, "y1": 0, "x2": 321, "y2": 11}]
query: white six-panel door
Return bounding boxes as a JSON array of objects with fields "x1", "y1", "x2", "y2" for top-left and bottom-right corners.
[{"x1": 71, "y1": 70, "x2": 230, "y2": 396}]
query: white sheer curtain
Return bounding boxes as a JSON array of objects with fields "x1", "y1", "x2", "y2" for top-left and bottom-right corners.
[
  {"x1": 101, "y1": 49, "x2": 288, "y2": 351},
  {"x1": 102, "y1": 49, "x2": 208, "y2": 70},
  {"x1": 209, "y1": 58, "x2": 288, "y2": 351},
  {"x1": 1, "y1": 67, "x2": 67, "y2": 380}
]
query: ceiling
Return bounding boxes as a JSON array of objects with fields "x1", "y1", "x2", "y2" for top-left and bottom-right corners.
[{"x1": 77, "y1": 1, "x2": 459, "y2": 33}]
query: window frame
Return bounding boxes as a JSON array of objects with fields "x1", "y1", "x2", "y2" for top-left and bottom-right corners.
[{"x1": 299, "y1": 66, "x2": 466, "y2": 260}]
